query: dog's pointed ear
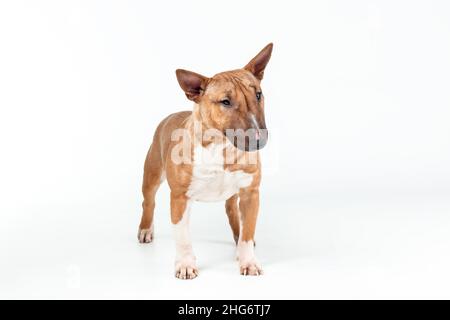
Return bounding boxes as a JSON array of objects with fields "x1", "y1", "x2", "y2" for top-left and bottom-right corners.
[
  {"x1": 244, "y1": 43, "x2": 273, "y2": 80},
  {"x1": 176, "y1": 69, "x2": 209, "y2": 102}
]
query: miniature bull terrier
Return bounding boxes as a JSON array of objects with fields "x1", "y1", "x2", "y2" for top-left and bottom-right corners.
[{"x1": 138, "y1": 43, "x2": 273, "y2": 279}]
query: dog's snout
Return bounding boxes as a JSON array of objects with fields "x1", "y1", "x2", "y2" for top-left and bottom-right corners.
[
  {"x1": 254, "y1": 128, "x2": 268, "y2": 151},
  {"x1": 225, "y1": 127, "x2": 268, "y2": 152},
  {"x1": 246, "y1": 113, "x2": 268, "y2": 151}
]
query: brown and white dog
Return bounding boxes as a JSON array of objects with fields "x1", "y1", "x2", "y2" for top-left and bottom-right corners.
[{"x1": 138, "y1": 43, "x2": 273, "y2": 279}]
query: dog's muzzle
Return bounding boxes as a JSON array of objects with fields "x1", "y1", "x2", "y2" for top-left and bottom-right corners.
[{"x1": 226, "y1": 128, "x2": 269, "y2": 152}]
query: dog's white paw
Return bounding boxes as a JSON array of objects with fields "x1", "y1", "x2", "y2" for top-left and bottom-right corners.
[
  {"x1": 239, "y1": 260, "x2": 263, "y2": 276},
  {"x1": 175, "y1": 256, "x2": 198, "y2": 280},
  {"x1": 237, "y1": 240, "x2": 263, "y2": 276},
  {"x1": 138, "y1": 227, "x2": 153, "y2": 243}
]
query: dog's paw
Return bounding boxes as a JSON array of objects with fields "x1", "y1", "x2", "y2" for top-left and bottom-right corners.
[
  {"x1": 237, "y1": 240, "x2": 263, "y2": 276},
  {"x1": 239, "y1": 260, "x2": 263, "y2": 276},
  {"x1": 138, "y1": 227, "x2": 153, "y2": 243},
  {"x1": 175, "y1": 257, "x2": 198, "y2": 280}
]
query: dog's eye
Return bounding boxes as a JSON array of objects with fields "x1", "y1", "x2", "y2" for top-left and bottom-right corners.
[
  {"x1": 221, "y1": 99, "x2": 231, "y2": 107},
  {"x1": 256, "y1": 92, "x2": 262, "y2": 101}
]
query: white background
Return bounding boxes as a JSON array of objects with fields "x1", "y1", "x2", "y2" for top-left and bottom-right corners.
[{"x1": 1, "y1": 0, "x2": 450, "y2": 299}]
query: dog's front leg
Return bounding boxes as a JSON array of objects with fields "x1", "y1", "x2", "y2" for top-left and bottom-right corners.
[
  {"x1": 238, "y1": 187, "x2": 263, "y2": 276},
  {"x1": 171, "y1": 192, "x2": 198, "y2": 279}
]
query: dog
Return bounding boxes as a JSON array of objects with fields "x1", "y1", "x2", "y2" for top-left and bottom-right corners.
[{"x1": 138, "y1": 43, "x2": 273, "y2": 279}]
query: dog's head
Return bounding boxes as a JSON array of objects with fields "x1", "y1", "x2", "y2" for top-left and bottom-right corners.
[{"x1": 176, "y1": 43, "x2": 273, "y2": 151}]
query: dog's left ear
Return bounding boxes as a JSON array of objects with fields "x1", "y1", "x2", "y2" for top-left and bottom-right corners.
[
  {"x1": 244, "y1": 43, "x2": 273, "y2": 80},
  {"x1": 176, "y1": 69, "x2": 209, "y2": 102}
]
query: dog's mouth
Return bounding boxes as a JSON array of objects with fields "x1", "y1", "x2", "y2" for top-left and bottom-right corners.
[{"x1": 224, "y1": 128, "x2": 268, "y2": 152}]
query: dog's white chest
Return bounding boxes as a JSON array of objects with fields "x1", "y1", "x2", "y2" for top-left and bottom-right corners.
[{"x1": 187, "y1": 143, "x2": 253, "y2": 202}]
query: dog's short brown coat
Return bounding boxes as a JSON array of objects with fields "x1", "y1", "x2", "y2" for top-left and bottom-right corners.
[{"x1": 138, "y1": 44, "x2": 273, "y2": 278}]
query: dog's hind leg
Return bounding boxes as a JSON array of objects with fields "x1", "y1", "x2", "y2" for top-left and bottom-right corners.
[
  {"x1": 138, "y1": 144, "x2": 164, "y2": 243},
  {"x1": 225, "y1": 194, "x2": 240, "y2": 245}
]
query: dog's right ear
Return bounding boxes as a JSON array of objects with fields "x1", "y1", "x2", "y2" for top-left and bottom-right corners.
[
  {"x1": 244, "y1": 43, "x2": 273, "y2": 80},
  {"x1": 176, "y1": 69, "x2": 209, "y2": 102}
]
